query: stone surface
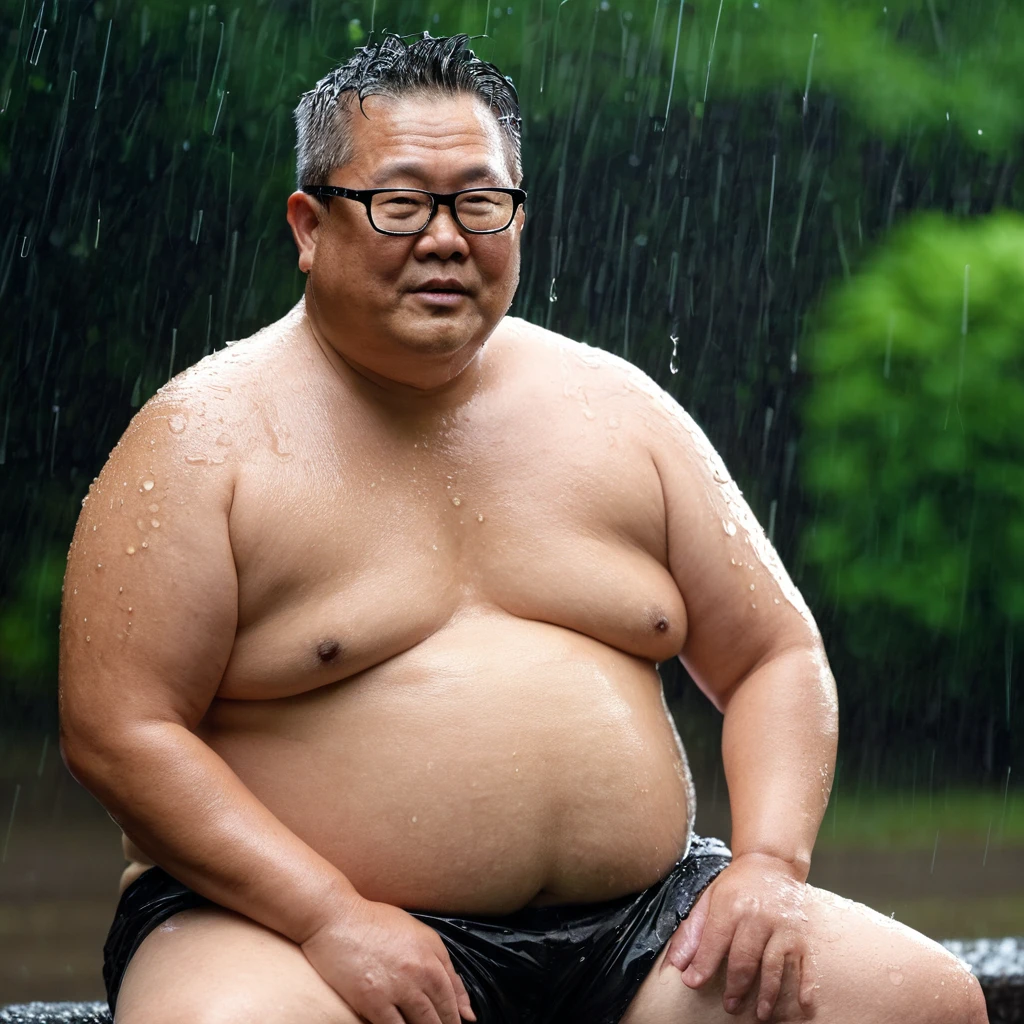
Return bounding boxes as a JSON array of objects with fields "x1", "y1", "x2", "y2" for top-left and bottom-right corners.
[{"x1": 2, "y1": 939, "x2": 1022, "y2": 1023}]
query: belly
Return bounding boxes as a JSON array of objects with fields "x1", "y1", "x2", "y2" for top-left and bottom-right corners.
[{"x1": 193, "y1": 612, "x2": 695, "y2": 914}]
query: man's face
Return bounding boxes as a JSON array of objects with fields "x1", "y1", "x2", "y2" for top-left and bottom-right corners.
[{"x1": 292, "y1": 90, "x2": 525, "y2": 380}]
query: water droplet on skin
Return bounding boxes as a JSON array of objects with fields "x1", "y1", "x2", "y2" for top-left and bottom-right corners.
[
  {"x1": 723, "y1": 520, "x2": 737, "y2": 536},
  {"x1": 432, "y1": 544, "x2": 438, "y2": 551},
  {"x1": 583, "y1": 408, "x2": 596, "y2": 420},
  {"x1": 452, "y1": 497, "x2": 462, "y2": 506},
  {"x1": 168, "y1": 415, "x2": 186, "y2": 434},
  {"x1": 185, "y1": 454, "x2": 208, "y2": 465},
  {"x1": 83, "y1": 617, "x2": 87, "y2": 623},
  {"x1": 774, "y1": 598, "x2": 780, "y2": 605},
  {"x1": 411, "y1": 816, "x2": 418, "y2": 824},
  {"x1": 128, "y1": 607, "x2": 133, "y2": 613},
  {"x1": 751, "y1": 603, "x2": 757, "y2": 609},
  {"x1": 750, "y1": 584, "x2": 756, "y2": 591},
  {"x1": 117, "y1": 587, "x2": 122, "y2": 593},
  {"x1": 216, "y1": 433, "x2": 232, "y2": 446},
  {"x1": 92, "y1": 525, "x2": 97, "y2": 531},
  {"x1": 126, "y1": 546, "x2": 136, "y2": 555},
  {"x1": 477, "y1": 513, "x2": 484, "y2": 522},
  {"x1": 148, "y1": 503, "x2": 159, "y2": 513},
  {"x1": 889, "y1": 969, "x2": 904, "y2": 986},
  {"x1": 96, "y1": 563, "x2": 103, "y2": 569},
  {"x1": 86, "y1": 636, "x2": 90, "y2": 642},
  {"x1": 137, "y1": 519, "x2": 146, "y2": 530},
  {"x1": 607, "y1": 416, "x2": 620, "y2": 429},
  {"x1": 151, "y1": 520, "x2": 160, "y2": 528},
  {"x1": 141, "y1": 541, "x2": 149, "y2": 549},
  {"x1": 142, "y1": 480, "x2": 154, "y2": 491}
]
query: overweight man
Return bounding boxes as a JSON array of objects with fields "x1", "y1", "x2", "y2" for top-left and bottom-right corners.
[{"x1": 59, "y1": 31, "x2": 987, "y2": 1024}]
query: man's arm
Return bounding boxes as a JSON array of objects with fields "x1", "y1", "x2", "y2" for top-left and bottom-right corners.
[
  {"x1": 59, "y1": 381, "x2": 475, "y2": 1024},
  {"x1": 58, "y1": 386, "x2": 357, "y2": 944},
  {"x1": 647, "y1": 399, "x2": 838, "y2": 874},
  {"x1": 640, "y1": 379, "x2": 836, "y2": 1019}
]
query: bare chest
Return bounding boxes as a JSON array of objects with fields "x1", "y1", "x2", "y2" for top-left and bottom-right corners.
[{"x1": 218, "y1": 374, "x2": 686, "y2": 699}]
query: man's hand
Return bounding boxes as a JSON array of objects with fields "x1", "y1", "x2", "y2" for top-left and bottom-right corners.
[
  {"x1": 301, "y1": 897, "x2": 476, "y2": 1024},
  {"x1": 663, "y1": 853, "x2": 817, "y2": 1022}
]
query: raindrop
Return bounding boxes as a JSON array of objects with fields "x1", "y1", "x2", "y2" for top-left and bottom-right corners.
[
  {"x1": 802, "y1": 33, "x2": 819, "y2": 116},
  {"x1": 2, "y1": 784, "x2": 21, "y2": 864},
  {"x1": 548, "y1": 278, "x2": 558, "y2": 303},
  {"x1": 669, "y1": 334, "x2": 680, "y2": 374}
]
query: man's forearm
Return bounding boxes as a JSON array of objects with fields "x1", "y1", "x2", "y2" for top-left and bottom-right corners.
[
  {"x1": 720, "y1": 644, "x2": 838, "y2": 881},
  {"x1": 62, "y1": 721, "x2": 360, "y2": 944}
]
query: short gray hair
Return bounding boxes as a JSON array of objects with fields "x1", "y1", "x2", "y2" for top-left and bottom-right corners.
[{"x1": 294, "y1": 32, "x2": 523, "y2": 190}]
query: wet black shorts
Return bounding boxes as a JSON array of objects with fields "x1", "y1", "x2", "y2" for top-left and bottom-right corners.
[{"x1": 103, "y1": 833, "x2": 731, "y2": 1023}]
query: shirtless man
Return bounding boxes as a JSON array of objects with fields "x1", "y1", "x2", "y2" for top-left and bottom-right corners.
[{"x1": 58, "y1": 31, "x2": 987, "y2": 1024}]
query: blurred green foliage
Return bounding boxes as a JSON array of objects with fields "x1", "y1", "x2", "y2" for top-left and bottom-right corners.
[
  {"x1": 1, "y1": 0, "x2": 1021, "y2": 779},
  {"x1": 805, "y1": 212, "x2": 1024, "y2": 635}
]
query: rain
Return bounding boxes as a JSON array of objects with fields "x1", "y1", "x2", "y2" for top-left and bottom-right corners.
[{"x1": 0, "y1": 0, "x2": 1021, "y2": 1019}]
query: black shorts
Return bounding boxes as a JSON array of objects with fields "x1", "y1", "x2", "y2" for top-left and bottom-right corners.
[{"x1": 103, "y1": 833, "x2": 731, "y2": 1024}]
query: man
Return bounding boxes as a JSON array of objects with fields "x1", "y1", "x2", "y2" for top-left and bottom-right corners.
[{"x1": 59, "y1": 31, "x2": 987, "y2": 1024}]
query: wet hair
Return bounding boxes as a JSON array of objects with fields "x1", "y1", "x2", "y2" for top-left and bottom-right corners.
[{"x1": 293, "y1": 32, "x2": 523, "y2": 190}]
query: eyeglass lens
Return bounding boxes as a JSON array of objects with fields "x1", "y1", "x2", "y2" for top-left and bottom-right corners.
[{"x1": 369, "y1": 190, "x2": 515, "y2": 233}]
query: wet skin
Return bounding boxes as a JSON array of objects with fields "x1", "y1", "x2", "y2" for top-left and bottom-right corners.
[{"x1": 59, "y1": 92, "x2": 987, "y2": 1024}]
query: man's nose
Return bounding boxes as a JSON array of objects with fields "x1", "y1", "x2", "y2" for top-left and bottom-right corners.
[{"x1": 415, "y1": 203, "x2": 470, "y2": 258}]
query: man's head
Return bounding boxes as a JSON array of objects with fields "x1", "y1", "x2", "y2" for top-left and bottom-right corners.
[{"x1": 287, "y1": 33, "x2": 527, "y2": 393}]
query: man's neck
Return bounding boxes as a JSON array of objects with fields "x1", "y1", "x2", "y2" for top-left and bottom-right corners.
[{"x1": 299, "y1": 296, "x2": 492, "y2": 414}]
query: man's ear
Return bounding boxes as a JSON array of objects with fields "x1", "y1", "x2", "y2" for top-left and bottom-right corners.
[{"x1": 286, "y1": 191, "x2": 322, "y2": 273}]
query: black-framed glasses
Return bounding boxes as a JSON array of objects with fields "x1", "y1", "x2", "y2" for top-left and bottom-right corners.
[{"x1": 302, "y1": 185, "x2": 527, "y2": 236}]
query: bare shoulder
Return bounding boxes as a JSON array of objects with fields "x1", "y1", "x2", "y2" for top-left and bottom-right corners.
[
  {"x1": 114, "y1": 306, "x2": 305, "y2": 474},
  {"x1": 499, "y1": 316, "x2": 711, "y2": 455}
]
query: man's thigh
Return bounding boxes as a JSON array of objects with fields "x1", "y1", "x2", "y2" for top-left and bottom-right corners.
[
  {"x1": 619, "y1": 884, "x2": 987, "y2": 1024},
  {"x1": 113, "y1": 906, "x2": 360, "y2": 1024}
]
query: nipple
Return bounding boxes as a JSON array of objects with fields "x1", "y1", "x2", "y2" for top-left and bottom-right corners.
[{"x1": 316, "y1": 640, "x2": 341, "y2": 663}]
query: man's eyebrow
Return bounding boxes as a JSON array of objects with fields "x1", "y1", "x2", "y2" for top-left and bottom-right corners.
[{"x1": 369, "y1": 162, "x2": 502, "y2": 186}]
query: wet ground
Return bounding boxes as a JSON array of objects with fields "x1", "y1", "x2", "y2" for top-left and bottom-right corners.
[{"x1": 1, "y1": 756, "x2": 1022, "y2": 1004}]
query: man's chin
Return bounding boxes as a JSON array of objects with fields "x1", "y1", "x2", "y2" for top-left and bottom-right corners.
[{"x1": 391, "y1": 314, "x2": 481, "y2": 357}]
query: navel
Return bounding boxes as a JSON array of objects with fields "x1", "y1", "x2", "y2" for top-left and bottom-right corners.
[{"x1": 316, "y1": 639, "x2": 342, "y2": 663}]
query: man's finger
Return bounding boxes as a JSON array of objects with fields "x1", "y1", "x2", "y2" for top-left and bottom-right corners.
[
  {"x1": 678, "y1": 905, "x2": 736, "y2": 990},
  {"x1": 721, "y1": 921, "x2": 771, "y2": 1011},
  {"x1": 398, "y1": 991, "x2": 445, "y2": 1024},
  {"x1": 752, "y1": 939, "x2": 789, "y2": 1021},
  {"x1": 665, "y1": 886, "x2": 712, "y2": 973},
  {"x1": 435, "y1": 954, "x2": 476, "y2": 1023},
  {"x1": 418, "y1": 961, "x2": 462, "y2": 1024},
  {"x1": 798, "y1": 951, "x2": 817, "y2": 1011}
]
